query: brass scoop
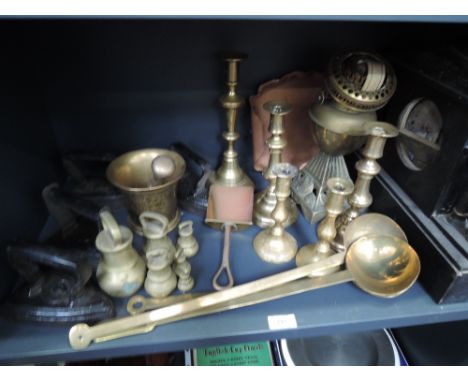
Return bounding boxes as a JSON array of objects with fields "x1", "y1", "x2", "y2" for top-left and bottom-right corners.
[{"x1": 69, "y1": 225, "x2": 420, "y2": 350}]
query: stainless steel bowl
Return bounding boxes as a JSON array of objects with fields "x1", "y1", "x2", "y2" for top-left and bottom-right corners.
[{"x1": 280, "y1": 329, "x2": 400, "y2": 366}]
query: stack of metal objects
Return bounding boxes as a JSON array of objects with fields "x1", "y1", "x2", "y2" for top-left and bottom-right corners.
[{"x1": 0, "y1": 50, "x2": 424, "y2": 354}]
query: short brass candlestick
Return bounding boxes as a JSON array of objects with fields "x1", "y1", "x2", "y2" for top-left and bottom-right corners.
[
  {"x1": 254, "y1": 163, "x2": 298, "y2": 264},
  {"x1": 254, "y1": 101, "x2": 298, "y2": 228},
  {"x1": 332, "y1": 121, "x2": 399, "y2": 252},
  {"x1": 214, "y1": 55, "x2": 253, "y2": 187},
  {"x1": 295, "y1": 177, "x2": 354, "y2": 276}
]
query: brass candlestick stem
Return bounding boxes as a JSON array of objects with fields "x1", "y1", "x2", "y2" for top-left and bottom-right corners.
[
  {"x1": 254, "y1": 163, "x2": 298, "y2": 264},
  {"x1": 296, "y1": 177, "x2": 354, "y2": 276},
  {"x1": 332, "y1": 121, "x2": 399, "y2": 252},
  {"x1": 254, "y1": 101, "x2": 298, "y2": 228},
  {"x1": 214, "y1": 55, "x2": 253, "y2": 187}
]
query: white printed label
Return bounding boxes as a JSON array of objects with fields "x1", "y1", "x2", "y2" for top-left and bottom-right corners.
[{"x1": 267, "y1": 314, "x2": 297, "y2": 330}]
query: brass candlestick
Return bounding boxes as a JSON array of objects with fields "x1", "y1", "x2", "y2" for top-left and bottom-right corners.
[
  {"x1": 253, "y1": 163, "x2": 298, "y2": 264},
  {"x1": 214, "y1": 55, "x2": 253, "y2": 187},
  {"x1": 332, "y1": 121, "x2": 399, "y2": 252},
  {"x1": 295, "y1": 177, "x2": 354, "y2": 276},
  {"x1": 254, "y1": 101, "x2": 298, "y2": 228}
]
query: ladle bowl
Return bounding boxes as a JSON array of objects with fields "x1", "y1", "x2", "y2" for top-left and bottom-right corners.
[
  {"x1": 343, "y1": 213, "x2": 407, "y2": 249},
  {"x1": 346, "y1": 234, "x2": 420, "y2": 298}
]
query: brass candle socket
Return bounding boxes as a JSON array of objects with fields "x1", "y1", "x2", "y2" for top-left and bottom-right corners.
[
  {"x1": 254, "y1": 163, "x2": 298, "y2": 264},
  {"x1": 332, "y1": 121, "x2": 399, "y2": 252},
  {"x1": 214, "y1": 55, "x2": 253, "y2": 188},
  {"x1": 296, "y1": 177, "x2": 354, "y2": 276},
  {"x1": 254, "y1": 101, "x2": 298, "y2": 228}
]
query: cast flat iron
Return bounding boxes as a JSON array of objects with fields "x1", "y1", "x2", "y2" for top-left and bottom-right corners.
[
  {"x1": 2, "y1": 244, "x2": 115, "y2": 324},
  {"x1": 61, "y1": 151, "x2": 124, "y2": 207}
]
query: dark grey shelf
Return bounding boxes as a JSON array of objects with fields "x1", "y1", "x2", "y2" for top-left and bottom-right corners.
[
  {"x1": 1, "y1": 209, "x2": 468, "y2": 365},
  {"x1": 167, "y1": 16, "x2": 468, "y2": 23},
  {"x1": 11, "y1": 16, "x2": 468, "y2": 23}
]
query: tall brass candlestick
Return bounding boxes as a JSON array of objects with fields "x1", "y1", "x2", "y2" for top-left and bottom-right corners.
[
  {"x1": 332, "y1": 121, "x2": 399, "y2": 252},
  {"x1": 214, "y1": 55, "x2": 253, "y2": 187},
  {"x1": 253, "y1": 163, "x2": 298, "y2": 264},
  {"x1": 295, "y1": 177, "x2": 354, "y2": 276},
  {"x1": 253, "y1": 101, "x2": 298, "y2": 228}
]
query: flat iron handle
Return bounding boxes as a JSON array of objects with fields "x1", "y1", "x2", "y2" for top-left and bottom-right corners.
[{"x1": 212, "y1": 224, "x2": 235, "y2": 290}]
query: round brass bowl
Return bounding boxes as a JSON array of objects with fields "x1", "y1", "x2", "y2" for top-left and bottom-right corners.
[
  {"x1": 346, "y1": 234, "x2": 420, "y2": 298},
  {"x1": 106, "y1": 149, "x2": 186, "y2": 234}
]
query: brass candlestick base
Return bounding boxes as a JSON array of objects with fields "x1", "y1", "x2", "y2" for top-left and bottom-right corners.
[
  {"x1": 254, "y1": 101, "x2": 298, "y2": 228},
  {"x1": 254, "y1": 163, "x2": 298, "y2": 264},
  {"x1": 253, "y1": 228, "x2": 298, "y2": 264},
  {"x1": 296, "y1": 178, "x2": 353, "y2": 276},
  {"x1": 214, "y1": 55, "x2": 253, "y2": 188},
  {"x1": 332, "y1": 122, "x2": 399, "y2": 252}
]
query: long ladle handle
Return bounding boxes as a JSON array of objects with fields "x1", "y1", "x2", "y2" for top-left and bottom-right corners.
[
  {"x1": 97, "y1": 270, "x2": 353, "y2": 344},
  {"x1": 128, "y1": 292, "x2": 208, "y2": 315},
  {"x1": 139, "y1": 270, "x2": 351, "y2": 315},
  {"x1": 69, "y1": 252, "x2": 346, "y2": 349},
  {"x1": 212, "y1": 224, "x2": 235, "y2": 290}
]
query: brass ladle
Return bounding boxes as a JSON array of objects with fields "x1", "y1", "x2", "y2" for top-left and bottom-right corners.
[{"x1": 69, "y1": 228, "x2": 420, "y2": 350}]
